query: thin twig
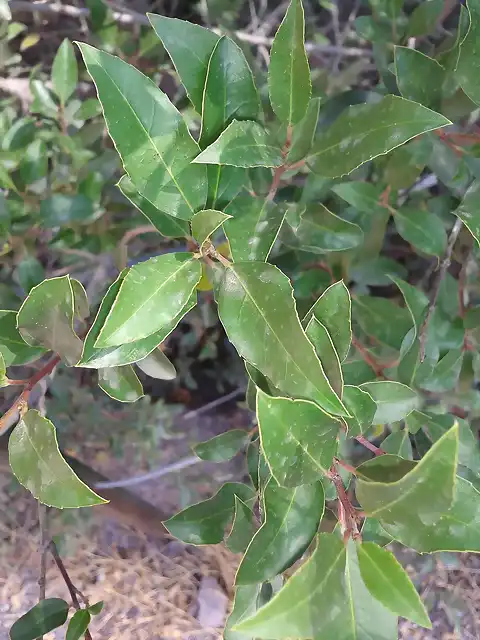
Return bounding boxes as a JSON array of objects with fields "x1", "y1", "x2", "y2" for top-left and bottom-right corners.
[
  {"x1": 49, "y1": 541, "x2": 93, "y2": 640},
  {"x1": 10, "y1": 1, "x2": 371, "y2": 56},
  {"x1": 355, "y1": 435, "x2": 385, "y2": 456},
  {"x1": 418, "y1": 218, "x2": 463, "y2": 361}
]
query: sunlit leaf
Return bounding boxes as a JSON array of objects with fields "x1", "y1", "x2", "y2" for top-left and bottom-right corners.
[
  {"x1": 9, "y1": 599, "x2": 69, "y2": 640},
  {"x1": 98, "y1": 365, "x2": 143, "y2": 402}
]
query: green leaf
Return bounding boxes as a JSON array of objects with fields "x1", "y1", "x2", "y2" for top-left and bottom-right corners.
[
  {"x1": 88, "y1": 601, "x2": 103, "y2": 616},
  {"x1": 256, "y1": 389, "x2": 339, "y2": 487},
  {"x1": 207, "y1": 165, "x2": 246, "y2": 210},
  {"x1": 360, "y1": 381, "x2": 418, "y2": 424},
  {"x1": 456, "y1": 0, "x2": 480, "y2": 106},
  {"x1": 235, "y1": 533, "x2": 397, "y2": 639},
  {"x1": 98, "y1": 365, "x2": 143, "y2": 402},
  {"x1": 309, "y1": 95, "x2": 451, "y2": 178},
  {"x1": 9, "y1": 599, "x2": 69, "y2": 640},
  {"x1": 407, "y1": 0, "x2": 443, "y2": 36},
  {"x1": 216, "y1": 262, "x2": 347, "y2": 416},
  {"x1": 343, "y1": 384, "x2": 377, "y2": 436},
  {"x1": 0, "y1": 309, "x2": 45, "y2": 366},
  {"x1": 224, "y1": 584, "x2": 262, "y2": 640},
  {"x1": 420, "y1": 348, "x2": 464, "y2": 392},
  {"x1": 303, "y1": 281, "x2": 351, "y2": 361},
  {"x1": 135, "y1": 348, "x2": 176, "y2": 380},
  {"x1": 0, "y1": 351, "x2": 7, "y2": 387},
  {"x1": 356, "y1": 424, "x2": 458, "y2": 525},
  {"x1": 353, "y1": 296, "x2": 412, "y2": 350},
  {"x1": 52, "y1": 39, "x2": 78, "y2": 106},
  {"x1": 39, "y1": 194, "x2": 94, "y2": 228},
  {"x1": 148, "y1": 14, "x2": 219, "y2": 114},
  {"x1": 163, "y1": 482, "x2": 255, "y2": 544},
  {"x1": 394, "y1": 47, "x2": 445, "y2": 108},
  {"x1": 9, "y1": 410, "x2": 106, "y2": 508},
  {"x1": 268, "y1": 0, "x2": 311, "y2": 126},
  {"x1": 117, "y1": 175, "x2": 189, "y2": 238},
  {"x1": 225, "y1": 496, "x2": 255, "y2": 554},
  {"x1": 194, "y1": 120, "x2": 283, "y2": 168},
  {"x1": 94, "y1": 253, "x2": 201, "y2": 347},
  {"x1": 200, "y1": 36, "x2": 260, "y2": 147},
  {"x1": 454, "y1": 179, "x2": 480, "y2": 246},
  {"x1": 305, "y1": 317, "x2": 343, "y2": 397},
  {"x1": 332, "y1": 181, "x2": 386, "y2": 216},
  {"x1": 382, "y1": 429, "x2": 413, "y2": 459},
  {"x1": 77, "y1": 43, "x2": 207, "y2": 220},
  {"x1": 234, "y1": 533, "x2": 345, "y2": 638},
  {"x1": 71, "y1": 279, "x2": 89, "y2": 321},
  {"x1": 357, "y1": 542, "x2": 431, "y2": 627},
  {"x1": 361, "y1": 518, "x2": 394, "y2": 546},
  {"x1": 286, "y1": 204, "x2": 363, "y2": 252},
  {"x1": 193, "y1": 430, "x2": 249, "y2": 462},
  {"x1": 78, "y1": 271, "x2": 196, "y2": 368},
  {"x1": 384, "y1": 476, "x2": 480, "y2": 552},
  {"x1": 65, "y1": 609, "x2": 91, "y2": 640},
  {"x1": 389, "y1": 276, "x2": 428, "y2": 332},
  {"x1": 287, "y1": 97, "x2": 320, "y2": 163},
  {"x1": 191, "y1": 209, "x2": 231, "y2": 248},
  {"x1": 224, "y1": 195, "x2": 286, "y2": 262},
  {"x1": 235, "y1": 480, "x2": 324, "y2": 585},
  {"x1": 394, "y1": 206, "x2": 447, "y2": 257},
  {"x1": 17, "y1": 276, "x2": 83, "y2": 365}
]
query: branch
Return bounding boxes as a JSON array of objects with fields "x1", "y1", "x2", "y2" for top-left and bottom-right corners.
[
  {"x1": 49, "y1": 541, "x2": 93, "y2": 640},
  {"x1": 10, "y1": 1, "x2": 372, "y2": 56},
  {"x1": 418, "y1": 217, "x2": 463, "y2": 361},
  {"x1": 326, "y1": 466, "x2": 361, "y2": 542},
  {"x1": 0, "y1": 355, "x2": 60, "y2": 435},
  {"x1": 355, "y1": 435, "x2": 385, "y2": 456}
]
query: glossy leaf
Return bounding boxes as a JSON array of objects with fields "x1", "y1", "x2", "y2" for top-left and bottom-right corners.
[
  {"x1": 0, "y1": 309, "x2": 45, "y2": 366},
  {"x1": 332, "y1": 181, "x2": 387, "y2": 216},
  {"x1": 235, "y1": 480, "x2": 324, "y2": 585},
  {"x1": 9, "y1": 598, "x2": 69, "y2": 640},
  {"x1": 200, "y1": 36, "x2": 260, "y2": 147},
  {"x1": 421, "y1": 349, "x2": 464, "y2": 392},
  {"x1": 52, "y1": 38, "x2": 78, "y2": 105},
  {"x1": 135, "y1": 348, "x2": 176, "y2": 380},
  {"x1": 78, "y1": 43, "x2": 207, "y2": 219},
  {"x1": 389, "y1": 276, "x2": 427, "y2": 332},
  {"x1": 71, "y1": 279, "x2": 89, "y2": 321},
  {"x1": 207, "y1": 165, "x2": 246, "y2": 209},
  {"x1": 88, "y1": 601, "x2": 104, "y2": 616},
  {"x1": 454, "y1": 179, "x2": 480, "y2": 246},
  {"x1": 356, "y1": 425, "x2": 458, "y2": 525},
  {"x1": 256, "y1": 390, "x2": 339, "y2": 487},
  {"x1": 98, "y1": 365, "x2": 143, "y2": 402},
  {"x1": 382, "y1": 430, "x2": 413, "y2": 459},
  {"x1": 148, "y1": 14, "x2": 218, "y2": 114},
  {"x1": 163, "y1": 482, "x2": 255, "y2": 545},
  {"x1": 66, "y1": 609, "x2": 91, "y2": 640},
  {"x1": 16, "y1": 276, "x2": 83, "y2": 366},
  {"x1": 357, "y1": 542, "x2": 431, "y2": 627},
  {"x1": 343, "y1": 384, "x2": 377, "y2": 436},
  {"x1": 224, "y1": 195, "x2": 286, "y2": 262},
  {"x1": 268, "y1": 0, "x2": 311, "y2": 125},
  {"x1": 303, "y1": 281, "x2": 352, "y2": 361},
  {"x1": 78, "y1": 271, "x2": 196, "y2": 368},
  {"x1": 224, "y1": 584, "x2": 262, "y2": 640},
  {"x1": 287, "y1": 97, "x2": 320, "y2": 163},
  {"x1": 394, "y1": 47, "x2": 445, "y2": 108},
  {"x1": 193, "y1": 430, "x2": 249, "y2": 462},
  {"x1": 407, "y1": 0, "x2": 443, "y2": 36},
  {"x1": 94, "y1": 253, "x2": 201, "y2": 347},
  {"x1": 456, "y1": 0, "x2": 480, "y2": 106},
  {"x1": 194, "y1": 121, "x2": 283, "y2": 168},
  {"x1": 384, "y1": 476, "x2": 480, "y2": 552},
  {"x1": 361, "y1": 381, "x2": 418, "y2": 424},
  {"x1": 305, "y1": 317, "x2": 343, "y2": 397},
  {"x1": 309, "y1": 95, "x2": 450, "y2": 178},
  {"x1": 39, "y1": 194, "x2": 94, "y2": 228},
  {"x1": 225, "y1": 496, "x2": 255, "y2": 554},
  {"x1": 191, "y1": 209, "x2": 231, "y2": 248},
  {"x1": 117, "y1": 175, "x2": 190, "y2": 238},
  {"x1": 0, "y1": 351, "x2": 7, "y2": 387},
  {"x1": 216, "y1": 262, "x2": 347, "y2": 415},
  {"x1": 9, "y1": 410, "x2": 106, "y2": 508},
  {"x1": 286, "y1": 203, "x2": 363, "y2": 253},
  {"x1": 394, "y1": 207, "x2": 447, "y2": 257}
]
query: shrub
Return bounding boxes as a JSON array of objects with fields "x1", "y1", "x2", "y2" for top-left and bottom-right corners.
[{"x1": 3, "y1": 0, "x2": 480, "y2": 637}]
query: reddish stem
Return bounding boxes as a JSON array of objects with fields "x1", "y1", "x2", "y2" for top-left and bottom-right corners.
[
  {"x1": 351, "y1": 336, "x2": 387, "y2": 378},
  {"x1": 355, "y1": 435, "x2": 385, "y2": 456}
]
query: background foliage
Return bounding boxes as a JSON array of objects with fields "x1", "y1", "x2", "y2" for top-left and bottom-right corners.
[{"x1": 2, "y1": 0, "x2": 480, "y2": 638}]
